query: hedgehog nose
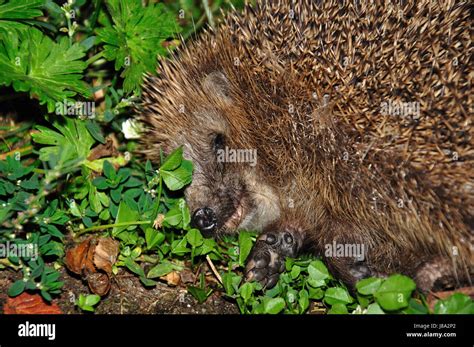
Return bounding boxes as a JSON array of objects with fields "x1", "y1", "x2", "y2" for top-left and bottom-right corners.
[{"x1": 191, "y1": 207, "x2": 217, "y2": 236}]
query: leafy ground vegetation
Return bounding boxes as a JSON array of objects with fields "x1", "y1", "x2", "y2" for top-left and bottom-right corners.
[{"x1": 0, "y1": 0, "x2": 472, "y2": 315}]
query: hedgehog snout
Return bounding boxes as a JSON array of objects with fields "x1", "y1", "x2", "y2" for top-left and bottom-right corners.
[{"x1": 191, "y1": 207, "x2": 218, "y2": 236}]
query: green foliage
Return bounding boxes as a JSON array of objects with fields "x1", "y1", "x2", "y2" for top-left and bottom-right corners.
[
  {"x1": 0, "y1": 27, "x2": 91, "y2": 112},
  {"x1": 434, "y1": 293, "x2": 474, "y2": 314},
  {"x1": 96, "y1": 0, "x2": 180, "y2": 93},
  {"x1": 0, "y1": 0, "x2": 45, "y2": 33},
  {"x1": 76, "y1": 293, "x2": 101, "y2": 312},
  {"x1": 32, "y1": 117, "x2": 95, "y2": 163}
]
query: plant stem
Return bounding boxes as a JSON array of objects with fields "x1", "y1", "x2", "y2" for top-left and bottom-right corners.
[
  {"x1": 202, "y1": 0, "x2": 215, "y2": 29},
  {"x1": 76, "y1": 220, "x2": 152, "y2": 236},
  {"x1": 86, "y1": 51, "x2": 105, "y2": 66}
]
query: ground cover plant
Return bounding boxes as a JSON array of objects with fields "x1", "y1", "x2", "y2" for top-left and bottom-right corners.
[{"x1": 0, "y1": 0, "x2": 472, "y2": 315}]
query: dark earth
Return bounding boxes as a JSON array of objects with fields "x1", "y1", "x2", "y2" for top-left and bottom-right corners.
[{"x1": 0, "y1": 266, "x2": 238, "y2": 314}]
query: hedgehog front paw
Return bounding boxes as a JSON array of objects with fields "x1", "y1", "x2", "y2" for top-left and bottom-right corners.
[{"x1": 245, "y1": 230, "x2": 301, "y2": 289}]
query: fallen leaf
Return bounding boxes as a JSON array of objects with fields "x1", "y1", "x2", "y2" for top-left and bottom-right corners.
[
  {"x1": 87, "y1": 137, "x2": 119, "y2": 161},
  {"x1": 179, "y1": 268, "x2": 195, "y2": 284},
  {"x1": 64, "y1": 237, "x2": 95, "y2": 275},
  {"x1": 86, "y1": 272, "x2": 111, "y2": 297},
  {"x1": 4, "y1": 292, "x2": 62, "y2": 314},
  {"x1": 93, "y1": 237, "x2": 119, "y2": 274},
  {"x1": 161, "y1": 271, "x2": 180, "y2": 286},
  {"x1": 65, "y1": 237, "x2": 117, "y2": 296}
]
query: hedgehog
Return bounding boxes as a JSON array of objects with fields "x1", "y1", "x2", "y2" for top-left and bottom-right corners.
[{"x1": 139, "y1": 0, "x2": 473, "y2": 292}]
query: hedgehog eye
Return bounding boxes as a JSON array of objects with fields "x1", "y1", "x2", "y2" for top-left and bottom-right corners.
[{"x1": 212, "y1": 133, "x2": 225, "y2": 153}]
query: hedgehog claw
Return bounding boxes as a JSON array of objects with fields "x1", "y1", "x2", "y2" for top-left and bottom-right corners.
[{"x1": 245, "y1": 230, "x2": 301, "y2": 289}]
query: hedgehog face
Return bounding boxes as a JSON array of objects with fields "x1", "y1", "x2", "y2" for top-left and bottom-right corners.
[
  {"x1": 184, "y1": 129, "x2": 251, "y2": 237},
  {"x1": 142, "y1": 71, "x2": 281, "y2": 237},
  {"x1": 183, "y1": 126, "x2": 281, "y2": 238},
  {"x1": 181, "y1": 72, "x2": 280, "y2": 237}
]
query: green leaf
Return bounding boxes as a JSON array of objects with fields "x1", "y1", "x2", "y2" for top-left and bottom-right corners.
[
  {"x1": 308, "y1": 260, "x2": 330, "y2": 281},
  {"x1": 164, "y1": 204, "x2": 182, "y2": 226},
  {"x1": 200, "y1": 238, "x2": 217, "y2": 255},
  {"x1": 147, "y1": 262, "x2": 174, "y2": 279},
  {"x1": 187, "y1": 285, "x2": 212, "y2": 304},
  {"x1": 0, "y1": 0, "x2": 45, "y2": 33},
  {"x1": 103, "y1": 160, "x2": 116, "y2": 180},
  {"x1": 89, "y1": 186, "x2": 103, "y2": 214},
  {"x1": 8, "y1": 279, "x2": 25, "y2": 297},
  {"x1": 307, "y1": 260, "x2": 330, "y2": 287},
  {"x1": 76, "y1": 293, "x2": 100, "y2": 312},
  {"x1": 161, "y1": 160, "x2": 193, "y2": 191},
  {"x1": 222, "y1": 272, "x2": 241, "y2": 296},
  {"x1": 434, "y1": 293, "x2": 474, "y2": 314},
  {"x1": 85, "y1": 120, "x2": 105, "y2": 144},
  {"x1": 42, "y1": 224, "x2": 64, "y2": 238},
  {"x1": 239, "y1": 282, "x2": 253, "y2": 302},
  {"x1": 84, "y1": 294, "x2": 100, "y2": 307},
  {"x1": 308, "y1": 287, "x2": 325, "y2": 300},
  {"x1": 290, "y1": 265, "x2": 301, "y2": 279},
  {"x1": 171, "y1": 238, "x2": 189, "y2": 256},
  {"x1": 403, "y1": 298, "x2": 429, "y2": 314},
  {"x1": 356, "y1": 277, "x2": 383, "y2": 296},
  {"x1": 374, "y1": 274, "x2": 416, "y2": 311},
  {"x1": 96, "y1": 0, "x2": 180, "y2": 93},
  {"x1": 145, "y1": 228, "x2": 164, "y2": 249},
  {"x1": 112, "y1": 201, "x2": 139, "y2": 236},
  {"x1": 140, "y1": 276, "x2": 157, "y2": 287},
  {"x1": 298, "y1": 289, "x2": 309, "y2": 313},
  {"x1": 186, "y1": 228, "x2": 203, "y2": 248},
  {"x1": 238, "y1": 231, "x2": 253, "y2": 265},
  {"x1": 327, "y1": 303, "x2": 348, "y2": 314},
  {"x1": 0, "y1": 28, "x2": 91, "y2": 111},
  {"x1": 160, "y1": 147, "x2": 183, "y2": 171},
  {"x1": 366, "y1": 302, "x2": 385, "y2": 314},
  {"x1": 32, "y1": 117, "x2": 95, "y2": 163},
  {"x1": 324, "y1": 287, "x2": 354, "y2": 305},
  {"x1": 124, "y1": 257, "x2": 145, "y2": 277},
  {"x1": 92, "y1": 176, "x2": 108, "y2": 189},
  {"x1": 0, "y1": 0, "x2": 44, "y2": 19},
  {"x1": 263, "y1": 297, "x2": 285, "y2": 314},
  {"x1": 178, "y1": 198, "x2": 191, "y2": 228},
  {"x1": 40, "y1": 290, "x2": 52, "y2": 302}
]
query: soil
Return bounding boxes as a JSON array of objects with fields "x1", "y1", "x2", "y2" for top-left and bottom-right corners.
[{"x1": 0, "y1": 267, "x2": 239, "y2": 314}]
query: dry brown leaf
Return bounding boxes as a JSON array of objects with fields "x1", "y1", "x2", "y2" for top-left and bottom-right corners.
[
  {"x1": 93, "y1": 237, "x2": 119, "y2": 274},
  {"x1": 161, "y1": 271, "x2": 181, "y2": 286},
  {"x1": 65, "y1": 237, "x2": 118, "y2": 296},
  {"x1": 87, "y1": 137, "x2": 119, "y2": 161},
  {"x1": 179, "y1": 268, "x2": 195, "y2": 284},
  {"x1": 4, "y1": 292, "x2": 62, "y2": 314},
  {"x1": 64, "y1": 237, "x2": 95, "y2": 275},
  {"x1": 86, "y1": 272, "x2": 111, "y2": 296}
]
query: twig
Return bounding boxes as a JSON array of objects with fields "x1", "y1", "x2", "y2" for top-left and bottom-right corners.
[
  {"x1": 206, "y1": 254, "x2": 222, "y2": 285},
  {"x1": 0, "y1": 146, "x2": 33, "y2": 160}
]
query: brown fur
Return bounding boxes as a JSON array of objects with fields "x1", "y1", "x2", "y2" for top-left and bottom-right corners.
[{"x1": 139, "y1": 0, "x2": 473, "y2": 290}]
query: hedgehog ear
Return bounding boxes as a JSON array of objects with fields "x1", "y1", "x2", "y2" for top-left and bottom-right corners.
[{"x1": 202, "y1": 71, "x2": 232, "y2": 103}]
